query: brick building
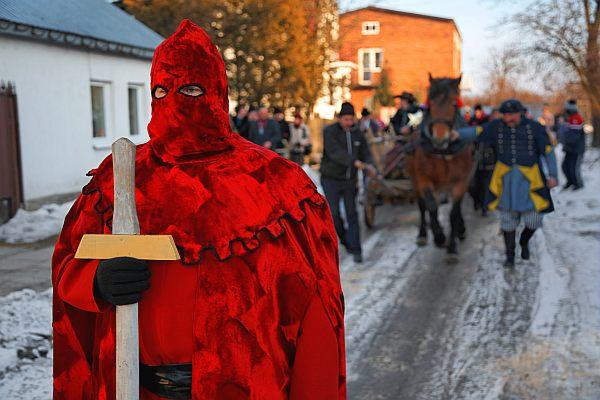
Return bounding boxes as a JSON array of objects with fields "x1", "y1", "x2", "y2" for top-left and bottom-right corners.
[{"x1": 339, "y1": 6, "x2": 462, "y2": 112}]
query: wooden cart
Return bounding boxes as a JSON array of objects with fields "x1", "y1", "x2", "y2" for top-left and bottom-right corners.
[{"x1": 362, "y1": 127, "x2": 415, "y2": 228}]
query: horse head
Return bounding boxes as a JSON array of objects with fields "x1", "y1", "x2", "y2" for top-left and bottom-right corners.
[{"x1": 425, "y1": 74, "x2": 462, "y2": 150}]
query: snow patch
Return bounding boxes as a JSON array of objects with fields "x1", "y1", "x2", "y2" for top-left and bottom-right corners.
[
  {"x1": 0, "y1": 202, "x2": 73, "y2": 244},
  {"x1": 0, "y1": 289, "x2": 53, "y2": 399}
]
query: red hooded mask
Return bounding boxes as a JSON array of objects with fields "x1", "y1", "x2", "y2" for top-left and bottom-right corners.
[{"x1": 148, "y1": 19, "x2": 234, "y2": 163}]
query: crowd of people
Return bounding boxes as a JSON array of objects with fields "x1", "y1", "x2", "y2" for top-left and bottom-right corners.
[
  {"x1": 231, "y1": 104, "x2": 312, "y2": 165},
  {"x1": 229, "y1": 94, "x2": 588, "y2": 266}
]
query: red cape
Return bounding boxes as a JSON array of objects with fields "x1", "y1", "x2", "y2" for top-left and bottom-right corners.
[{"x1": 52, "y1": 139, "x2": 346, "y2": 399}]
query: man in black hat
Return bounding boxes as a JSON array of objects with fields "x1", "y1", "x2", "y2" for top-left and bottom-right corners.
[
  {"x1": 455, "y1": 99, "x2": 558, "y2": 268},
  {"x1": 390, "y1": 92, "x2": 419, "y2": 135},
  {"x1": 320, "y1": 102, "x2": 374, "y2": 262}
]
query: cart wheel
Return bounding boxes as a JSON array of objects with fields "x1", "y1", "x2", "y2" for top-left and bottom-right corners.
[{"x1": 364, "y1": 203, "x2": 376, "y2": 229}]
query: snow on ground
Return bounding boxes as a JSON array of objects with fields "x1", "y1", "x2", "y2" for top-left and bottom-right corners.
[
  {"x1": 341, "y1": 227, "x2": 418, "y2": 380},
  {"x1": 0, "y1": 289, "x2": 52, "y2": 400},
  {"x1": 426, "y1": 148, "x2": 600, "y2": 399},
  {"x1": 0, "y1": 202, "x2": 73, "y2": 244}
]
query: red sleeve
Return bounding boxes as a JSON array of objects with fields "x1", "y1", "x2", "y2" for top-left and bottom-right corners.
[
  {"x1": 289, "y1": 293, "x2": 339, "y2": 400},
  {"x1": 52, "y1": 193, "x2": 109, "y2": 313}
]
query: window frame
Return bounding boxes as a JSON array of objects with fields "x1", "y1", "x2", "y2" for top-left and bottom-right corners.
[
  {"x1": 357, "y1": 48, "x2": 383, "y2": 85},
  {"x1": 127, "y1": 83, "x2": 145, "y2": 137},
  {"x1": 90, "y1": 81, "x2": 113, "y2": 148},
  {"x1": 361, "y1": 21, "x2": 380, "y2": 35}
]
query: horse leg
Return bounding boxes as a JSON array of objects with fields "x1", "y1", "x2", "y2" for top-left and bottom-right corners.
[
  {"x1": 424, "y1": 189, "x2": 445, "y2": 247},
  {"x1": 457, "y1": 207, "x2": 466, "y2": 241},
  {"x1": 447, "y1": 197, "x2": 463, "y2": 254},
  {"x1": 451, "y1": 181, "x2": 469, "y2": 241},
  {"x1": 417, "y1": 197, "x2": 428, "y2": 246}
]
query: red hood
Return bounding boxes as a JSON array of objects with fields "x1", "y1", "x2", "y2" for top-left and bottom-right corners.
[{"x1": 148, "y1": 19, "x2": 234, "y2": 164}]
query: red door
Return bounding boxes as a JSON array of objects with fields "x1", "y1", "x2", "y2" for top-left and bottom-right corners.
[{"x1": 0, "y1": 81, "x2": 23, "y2": 223}]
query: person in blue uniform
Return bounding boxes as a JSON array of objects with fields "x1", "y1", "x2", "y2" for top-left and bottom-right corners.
[{"x1": 454, "y1": 99, "x2": 558, "y2": 267}]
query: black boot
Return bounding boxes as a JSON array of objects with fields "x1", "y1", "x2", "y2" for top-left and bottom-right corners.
[
  {"x1": 503, "y1": 231, "x2": 516, "y2": 268},
  {"x1": 519, "y1": 228, "x2": 535, "y2": 260}
]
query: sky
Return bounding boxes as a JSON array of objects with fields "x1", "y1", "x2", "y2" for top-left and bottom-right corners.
[{"x1": 339, "y1": 0, "x2": 529, "y2": 95}]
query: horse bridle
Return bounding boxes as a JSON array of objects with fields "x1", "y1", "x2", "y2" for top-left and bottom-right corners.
[{"x1": 420, "y1": 109, "x2": 462, "y2": 150}]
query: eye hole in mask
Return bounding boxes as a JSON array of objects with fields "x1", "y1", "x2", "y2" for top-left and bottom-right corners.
[
  {"x1": 152, "y1": 86, "x2": 168, "y2": 99},
  {"x1": 178, "y1": 84, "x2": 205, "y2": 97}
]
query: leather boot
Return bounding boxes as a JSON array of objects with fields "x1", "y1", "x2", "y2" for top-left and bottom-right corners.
[
  {"x1": 519, "y1": 228, "x2": 536, "y2": 260},
  {"x1": 503, "y1": 231, "x2": 516, "y2": 268}
]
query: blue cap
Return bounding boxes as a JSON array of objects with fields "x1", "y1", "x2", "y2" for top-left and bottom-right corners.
[{"x1": 499, "y1": 99, "x2": 524, "y2": 114}]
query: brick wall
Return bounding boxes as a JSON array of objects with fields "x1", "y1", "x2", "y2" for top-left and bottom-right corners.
[{"x1": 340, "y1": 7, "x2": 461, "y2": 111}]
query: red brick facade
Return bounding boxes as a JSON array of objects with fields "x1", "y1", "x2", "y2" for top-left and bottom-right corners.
[{"x1": 339, "y1": 6, "x2": 462, "y2": 111}]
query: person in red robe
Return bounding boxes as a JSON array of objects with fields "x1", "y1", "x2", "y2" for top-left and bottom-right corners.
[{"x1": 52, "y1": 19, "x2": 346, "y2": 400}]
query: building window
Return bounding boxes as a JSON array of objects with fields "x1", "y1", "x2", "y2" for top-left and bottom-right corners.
[
  {"x1": 362, "y1": 21, "x2": 380, "y2": 35},
  {"x1": 91, "y1": 83, "x2": 107, "y2": 138},
  {"x1": 358, "y1": 48, "x2": 383, "y2": 85},
  {"x1": 90, "y1": 81, "x2": 113, "y2": 147},
  {"x1": 128, "y1": 84, "x2": 144, "y2": 136}
]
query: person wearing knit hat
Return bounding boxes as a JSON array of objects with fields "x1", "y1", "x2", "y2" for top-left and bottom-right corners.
[
  {"x1": 320, "y1": 102, "x2": 374, "y2": 263},
  {"x1": 559, "y1": 99, "x2": 586, "y2": 189}
]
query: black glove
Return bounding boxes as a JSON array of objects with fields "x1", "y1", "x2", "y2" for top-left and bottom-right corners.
[{"x1": 93, "y1": 257, "x2": 151, "y2": 306}]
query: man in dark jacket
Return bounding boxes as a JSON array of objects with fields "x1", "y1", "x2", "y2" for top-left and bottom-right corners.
[
  {"x1": 469, "y1": 104, "x2": 488, "y2": 126},
  {"x1": 468, "y1": 104, "x2": 495, "y2": 215},
  {"x1": 273, "y1": 107, "x2": 291, "y2": 142},
  {"x1": 320, "y1": 102, "x2": 374, "y2": 263},
  {"x1": 248, "y1": 106, "x2": 281, "y2": 149},
  {"x1": 233, "y1": 104, "x2": 249, "y2": 138}
]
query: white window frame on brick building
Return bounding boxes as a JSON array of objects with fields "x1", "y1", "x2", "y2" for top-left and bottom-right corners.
[
  {"x1": 361, "y1": 21, "x2": 380, "y2": 35},
  {"x1": 357, "y1": 48, "x2": 383, "y2": 85}
]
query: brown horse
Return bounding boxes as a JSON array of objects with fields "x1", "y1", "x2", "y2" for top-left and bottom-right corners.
[{"x1": 405, "y1": 75, "x2": 474, "y2": 256}]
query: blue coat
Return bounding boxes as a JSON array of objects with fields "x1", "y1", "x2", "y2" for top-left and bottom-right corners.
[
  {"x1": 558, "y1": 120, "x2": 586, "y2": 154},
  {"x1": 459, "y1": 118, "x2": 557, "y2": 213}
]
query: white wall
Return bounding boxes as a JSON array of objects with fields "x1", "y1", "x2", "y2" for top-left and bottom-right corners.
[{"x1": 0, "y1": 36, "x2": 152, "y2": 203}]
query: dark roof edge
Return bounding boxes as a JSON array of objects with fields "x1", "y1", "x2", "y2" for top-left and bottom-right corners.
[
  {"x1": 0, "y1": 19, "x2": 157, "y2": 60},
  {"x1": 340, "y1": 6, "x2": 462, "y2": 40}
]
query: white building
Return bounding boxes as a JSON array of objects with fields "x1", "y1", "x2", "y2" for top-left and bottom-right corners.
[{"x1": 0, "y1": 0, "x2": 162, "y2": 215}]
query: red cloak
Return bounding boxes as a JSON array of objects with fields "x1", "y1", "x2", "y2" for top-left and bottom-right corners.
[{"x1": 52, "y1": 20, "x2": 346, "y2": 399}]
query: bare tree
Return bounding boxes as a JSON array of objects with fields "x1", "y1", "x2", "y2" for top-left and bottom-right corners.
[
  {"x1": 512, "y1": 0, "x2": 600, "y2": 146},
  {"x1": 482, "y1": 46, "x2": 523, "y2": 105}
]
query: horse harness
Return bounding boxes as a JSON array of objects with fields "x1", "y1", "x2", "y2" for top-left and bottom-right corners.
[{"x1": 405, "y1": 109, "x2": 469, "y2": 160}]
